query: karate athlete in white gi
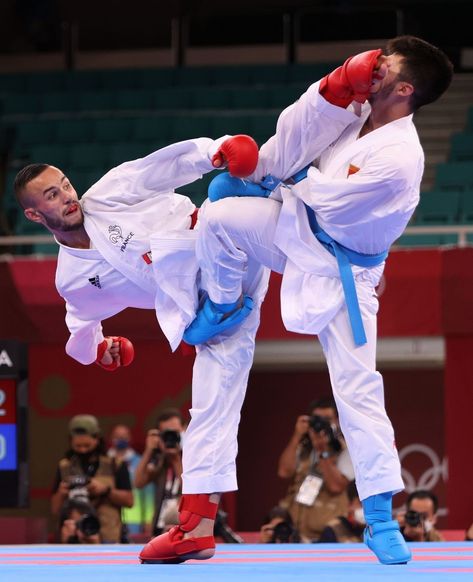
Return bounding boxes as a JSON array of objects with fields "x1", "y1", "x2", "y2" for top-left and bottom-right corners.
[
  {"x1": 140, "y1": 36, "x2": 453, "y2": 566},
  {"x1": 14, "y1": 135, "x2": 270, "y2": 557}
]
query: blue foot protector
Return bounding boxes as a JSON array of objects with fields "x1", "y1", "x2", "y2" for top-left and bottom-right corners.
[
  {"x1": 183, "y1": 295, "x2": 253, "y2": 345},
  {"x1": 208, "y1": 172, "x2": 270, "y2": 202},
  {"x1": 364, "y1": 520, "x2": 412, "y2": 565},
  {"x1": 362, "y1": 491, "x2": 392, "y2": 524}
]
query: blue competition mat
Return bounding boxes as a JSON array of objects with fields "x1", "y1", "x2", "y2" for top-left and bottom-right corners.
[{"x1": 0, "y1": 542, "x2": 473, "y2": 582}]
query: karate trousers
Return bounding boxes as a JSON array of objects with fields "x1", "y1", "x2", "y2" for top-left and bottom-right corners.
[{"x1": 182, "y1": 196, "x2": 404, "y2": 500}]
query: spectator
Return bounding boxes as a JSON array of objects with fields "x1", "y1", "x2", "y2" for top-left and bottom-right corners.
[
  {"x1": 278, "y1": 396, "x2": 355, "y2": 542},
  {"x1": 319, "y1": 481, "x2": 365, "y2": 543},
  {"x1": 399, "y1": 490, "x2": 444, "y2": 542},
  {"x1": 107, "y1": 424, "x2": 154, "y2": 535},
  {"x1": 59, "y1": 499, "x2": 101, "y2": 544},
  {"x1": 259, "y1": 506, "x2": 300, "y2": 543},
  {"x1": 50, "y1": 414, "x2": 134, "y2": 543},
  {"x1": 134, "y1": 408, "x2": 185, "y2": 536}
]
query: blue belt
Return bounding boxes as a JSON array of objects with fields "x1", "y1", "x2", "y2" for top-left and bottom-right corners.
[
  {"x1": 262, "y1": 168, "x2": 388, "y2": 346},
  {"x1": 304, "y1": 205, "x2": 387, "y2": 346}
]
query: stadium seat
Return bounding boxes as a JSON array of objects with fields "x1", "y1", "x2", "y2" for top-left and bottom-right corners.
[
  {"x1": 191, "y1": 88, "x2": 232, "y2": 110},
  {"x1": 138, "y1": 68, "x2": 176, "y2": 89},
  {"x1": 153, "y1": 88, "x2": 192, "y2": 109},
  {"x1": 269, "y1": 85, "x2": 305, "y2": 109},
  {"x1": 210, "y1": 115, "x2": 252, "y2": 139},
  {"x1": 92, "y1": 118, "x2": 134, "y2": 143},
  {"x1": 0, "y1": 74, "x2": 27, "y2": 94},
  {"x1": 229, "y1": 87, "x2": 271, "y2": 109},
  {"x1": 55, "y1": 119, "x2": 94, "y2": 144},
  {"x1": 98, "y1": 69, "x2": 142, "y2": 90},
  {"x1": 450, "y1": 133, "x2": 473, "y2": 162},
  {"x1": 41, "y1": 92, "x2": 78, "y2": 114},
  {"x1": 395, "y1": 233, "x2": 458, "y2": 247},
  {"x1": 435, "y1": 162, "x2": 473, "y2": 192},
  {"x1": 108, "y1": 142, "x2": 151, "y2": 166},
  {"x1": 211, "y1": 66, "x2": 253, "y2": 87},
  {"x1": 132, "y1": 117, "x2": 174, "y2": 143},
  {"x1": 249, "y1": 115, "x2": 278, "y2": 144},
  {"x1": 459, "y1": 191, "x2": 473, "y2": 223},
  {"x1": 77, "y1": 91, "x2": 118, "y2": 113},
  {"x1": 13, "y1": 120, "x2": 56, "y2": 149},
  {"x1": 175, "y1": 67, "x2": 214, "y2": 87},
  {"x1": 29, "y1": 144, "x2": 70, "y2": 167},
  {"x1": 249, "y1": 65, "x2": 289, "y2": 85},
  {"x1": 69, "y1": 143, "x2": 107, "y2": 170},
  {"x1": 116, "y1": 90, "x2": 155, "y2": 111},
  {"x1": 64, "y1": 71, "x2": 102, "y2": 91},
  {"x1": 288, "y1": 62, "x2": 336, "y2": 83},
  {"x1": 171, "y1": 116, "x2": 212, "y2": 141},
  {"x1": 25, "y1": 72, "x2": 66, "y2": 94},
  {"x1": 414, "y1": 191, "x2": 460, "y2": 224},
  {"x1": 1, "y1": 93, "x2": 41, "y2": 116}
]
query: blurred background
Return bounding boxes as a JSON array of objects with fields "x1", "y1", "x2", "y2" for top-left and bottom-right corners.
[{"x1": 0, "y1": 0, "x2": 472, "y2": 545}]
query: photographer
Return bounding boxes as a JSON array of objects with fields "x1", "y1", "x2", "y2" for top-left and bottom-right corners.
[
  {"x1": 50, "y1": 415, "x2": 134, "y2": 543},
  {"x1": 59, "y1": 499, "x2": 101, "y2": 544},
  {"x1": 134, "y1": 408, "x2": 185, "y2": 536},
  {"x1": 399, "y1": 490, "x2": 444, "y2": 542},
  {"x1": 259, "y1": 506, "x2": 300, "y2": 544},
  {"x1": 278, "y1": 397, "x2": 355, "y2": 542},
  {"x1": 319, "y1": 481, "x2": 365, "y2": 543}
]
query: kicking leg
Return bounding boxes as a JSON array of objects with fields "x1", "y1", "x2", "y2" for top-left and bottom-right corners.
[{"x1": 184, "y1": 196, "x2": 286, "y2": 345}]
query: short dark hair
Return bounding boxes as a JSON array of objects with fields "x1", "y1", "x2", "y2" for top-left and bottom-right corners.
[
  {"x1": 156, "y1": 407, "x2": 184, "y2": 427},
  {"x1": 14, "y1": 163, "x2": 50, "y2": 208},
  {"x1": 407, "y1": 489, "x2": 439, "y2": 513},
  {"x1": 385, "y1": 35, "x2": 453, "y2": 111},
  {"x1": 309, "y1": 396, "x2": 338, "y2": 416}
]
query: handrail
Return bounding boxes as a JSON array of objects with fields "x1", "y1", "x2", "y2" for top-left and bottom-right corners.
[{"x1": 1, "y1": 225, "x2": 473, "y2": 248}]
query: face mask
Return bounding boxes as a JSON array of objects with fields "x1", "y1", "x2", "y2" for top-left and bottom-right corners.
[
  {"x1": 423, "y1": 519, "x2": 434, "y2": 533},
  {"x1": 354, "y1": 507, "x2": 366, "y2": 525},
  {"x1": 114, "y1": 439, "x2": 129, "y2": 451}
]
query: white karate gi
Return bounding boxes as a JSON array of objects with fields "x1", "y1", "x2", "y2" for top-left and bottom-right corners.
[
  {"x1": 195, "y1": 81, "x2": 423, "y2": 499},
  {"x1": 54, "y1": 137, "x2": 270, "y2": 494}
]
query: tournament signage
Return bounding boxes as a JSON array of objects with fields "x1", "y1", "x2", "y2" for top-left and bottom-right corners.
[{"x1": 0, "y1": 340, "x2": 28, "y2": 507}]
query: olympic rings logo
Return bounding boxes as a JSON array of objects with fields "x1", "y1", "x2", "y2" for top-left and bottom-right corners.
[{"x1": 398, "y1": 443, "x2": 447, "y2": 492}]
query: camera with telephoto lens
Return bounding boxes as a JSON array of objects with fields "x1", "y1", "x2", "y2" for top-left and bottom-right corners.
[
  {"x1": 405, "y1": 510, "x2": 424, "y2": 528},
  {"x1": 309, "y1": 415, "x2": 342, "y2": 453},
  {"x1": 68, "y1": 475, "x2": 90, "y2": 502},
  {"x1": 160, "y1": 429, "x2": 181, "y2": 449},
  {"x1": 75, "y1": 513, "x2": 101, "y2": 537},
  {"x1": 271, "y1": 521, "x2": 299, "y2": 543}
]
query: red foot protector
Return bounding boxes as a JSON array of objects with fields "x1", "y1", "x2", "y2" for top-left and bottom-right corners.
[
  {"x1": 95, "y1": 336, "x2": 135, "y2": 371},
  {"x1": 139, "y1": 494, "x2": 218, "y2": 564}
]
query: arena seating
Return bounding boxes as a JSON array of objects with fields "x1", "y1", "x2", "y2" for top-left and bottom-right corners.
[{"x1": 1, "y1": 66, "x2": 472, "y2": 253}]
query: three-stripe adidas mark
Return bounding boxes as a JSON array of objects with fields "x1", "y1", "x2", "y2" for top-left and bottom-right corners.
[{"x1": 89, "y1": 275, "x2": 102, "y2": 289}]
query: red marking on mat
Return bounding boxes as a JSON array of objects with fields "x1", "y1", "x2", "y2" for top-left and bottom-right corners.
[
  {"x1": 0, "y1": 551, "x2": 137, "y2": 558},
  {"x1": 0, "y1": 559, "x2": 136, "y2": 565}
]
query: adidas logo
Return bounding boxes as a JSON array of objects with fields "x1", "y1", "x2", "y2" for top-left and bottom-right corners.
[{"x1": 89, "y1": 275, "x2": 102, "y2": 289}]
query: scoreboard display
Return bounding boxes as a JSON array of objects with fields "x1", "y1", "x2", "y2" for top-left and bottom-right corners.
[{"x1": 0, "y1": 340, "x2": 28, "y2": 508}]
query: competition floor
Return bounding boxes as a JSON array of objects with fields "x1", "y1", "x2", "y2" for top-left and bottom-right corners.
[{"x1": 1, "y1": 543, "x2": 473, "y2": 582}]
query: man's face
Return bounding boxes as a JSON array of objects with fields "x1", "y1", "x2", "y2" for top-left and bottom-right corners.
[
  {"x1": 23, "y1": 166, "x2": 84, "y2": 233},
  {"x1": 408, "y1": 497, "x2": 437, "y2": 524},
  {"x1": 158, "y1": 417, "x2": 184, "y2": 433},
  {"x1": 71, "y1": 434, "x2": 99, "y2": 455},
  {"x1": 311, "y1": 406, "x2": 338, "y2": 429},
  {"x1": 369, "y1": 53, "x2": 412, "y2": 104}
]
